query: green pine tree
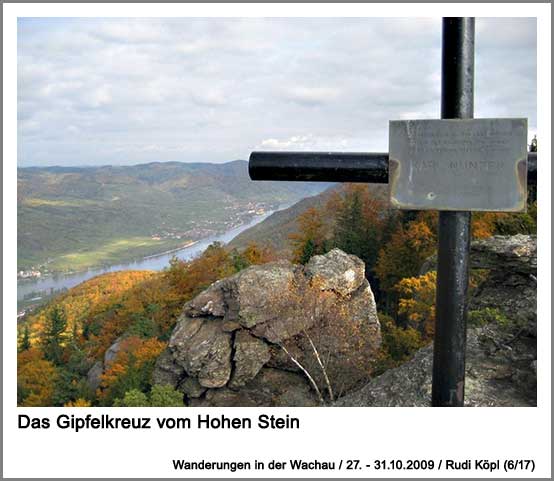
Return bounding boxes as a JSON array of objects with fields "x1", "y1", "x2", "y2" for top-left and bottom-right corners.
[
  {"x1": 298, "y1": 238, "x2": 316, "y2": 264},
  {"x1": 332, "y1": 189, "x2": 380, "y2": 281},
  {"x1": 18, "y1": 324, "x2": 31, "y2": 352},
  {"x1": 333, "y1": 189, "x2": 365, "y2": 256},
  {"x1": 42, "y1": 306, "x2": 67, "y2": 365}
]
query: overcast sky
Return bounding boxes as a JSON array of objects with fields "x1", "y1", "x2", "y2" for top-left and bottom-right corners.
[{"x1": 18, "y1": 17, "x2": 536, "y2": 167}]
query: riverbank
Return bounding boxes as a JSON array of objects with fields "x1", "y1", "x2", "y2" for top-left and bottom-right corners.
[
  {"x1": 18, "y1": 236, "x2": 194, "y2": 280},
  {"x1": 17, "y1": 208, "x2": 281, "y2": 302},
  {"x1": 142, "y1": 241, "x2": 198, "y2": 260},
  {"x1": 18, "y1": 216, "x2": 265, "y2": 280}
]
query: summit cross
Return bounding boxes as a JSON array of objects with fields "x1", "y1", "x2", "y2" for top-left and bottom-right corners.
[{"x1": 248, "y1": 17, "x2": 538, "y2": 407}]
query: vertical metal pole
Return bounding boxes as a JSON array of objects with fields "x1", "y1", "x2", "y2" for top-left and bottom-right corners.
[{"x1": 432, "y1": 18, "x2": 474, "y2": 407}]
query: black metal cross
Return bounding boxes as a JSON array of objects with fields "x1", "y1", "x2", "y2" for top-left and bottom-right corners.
[{"x1": 248, "y1": 18, "x2": 537, "y2": 407}]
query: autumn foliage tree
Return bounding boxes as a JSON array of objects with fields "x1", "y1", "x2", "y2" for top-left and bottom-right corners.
[
  {"x1": 395, "y1": 271, "x2": 437, "y2": 339},
  {"x1": 330, "y1": 185, "x2": 388, "y2": 283},
  {"x1": 231, "y1": 242, "x2": 276, "y2": 270},
  {"x1": 113, "y1": 384, "x2": 184, "y2": 407},
  {"x1": 289, "y1": 207, "x2": 327, "y2": 264},
  {"x1": 18, "y1": 239, "x2": 278, "y2": 407},
  {"x1": 18, "y1": 324, "x2": 31, "y2": 352},
  {"x1": 164, "y1": 242, "x2": 236, "y2": 302},
  {"x1": 18, "y1": 348, "x2": 59, "y2": 406},
  {"x1": 375, "y1": 213, "x2": 437, "y2": 312},
  {"x1": 372, "y1": 314, "x2": 425, "y2": 375},
  {"x1": 98, "y1": 336, "x2": 166, "y2": 405}
]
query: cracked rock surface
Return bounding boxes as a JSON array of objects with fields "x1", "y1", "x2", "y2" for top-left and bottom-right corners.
[{"x1": 152, "y1": 249, "x2": 381, "y2": 406}]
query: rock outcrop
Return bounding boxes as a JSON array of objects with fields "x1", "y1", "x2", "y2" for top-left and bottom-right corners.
[
  {"x1": 86, "y1": 336, "x2": 125, "y2": 391},
  {"x1": 335, "y1": 322, "x2": 536, "y2": 407},
  {"x1": 421, "y1": 234, "x2": 537, "y2": 336},
  {"x1": 86, "y1": 361, "x2": 103, "y2": 391},
  {"x1": 469, "y1": 235, "x2": 537, "y2": 338},
  {"x1": 153, "y1": 249, "x2": 382, "y2": 406},
  {"x1": 337, "y1": 234, "x2": 537, "y2": 407}
]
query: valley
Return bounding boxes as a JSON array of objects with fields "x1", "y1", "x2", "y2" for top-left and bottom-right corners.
[
  {"x1": 17, "y1": 206, "x2": 278, "y2": 308},
  {"x1": 17, "y1": 160, "x2": 329, "y2": 276}
]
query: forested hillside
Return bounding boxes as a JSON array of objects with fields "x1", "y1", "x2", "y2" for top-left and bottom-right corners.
[
  {"x1": 228, "y1": 188, "x2": 338, "y2": 256},
  {"x1": 228, "y1": 184, "x2": 388, "y2": 256},
  {"x1": 17, "y1": 243, "x2": 275, "y2": 406},
  {"x1": 17, "y1": 180, "x2": 536, "y2": 407},
  {"x1": 17, "y1": 160, "x2": 329, "y2": 274}
]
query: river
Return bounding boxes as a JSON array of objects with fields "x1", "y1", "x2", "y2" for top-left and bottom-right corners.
[{"x1": 17, "y1": 208, "x2": 278, "y2": 301}]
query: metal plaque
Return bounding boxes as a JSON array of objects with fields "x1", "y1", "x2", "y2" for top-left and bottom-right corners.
[{"x1": 389, "y1": 118, "x2": 528, "y2": 212}]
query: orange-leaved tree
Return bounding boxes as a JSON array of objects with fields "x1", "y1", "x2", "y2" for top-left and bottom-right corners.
[
  {"x1": 395, "y1": 271, "x2": 437, "y2": 339},
  {"x1": 98, "y1": 336, "x2": 166, "y2": 405},
  {"x1": 375, "y1": 213, "x2": 437, "y2": 311},
  {"x1": 18, "y1": 348, "x2": 59, "y2": 406},
  {"x1": 289, "y1": 207, "x2": 327, "y2": 264}
]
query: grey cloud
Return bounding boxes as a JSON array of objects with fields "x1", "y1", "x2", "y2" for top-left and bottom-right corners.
[
  {"x1": 282, "y1": 86, "x2": 342, "y2": 107},
  {"x1": 17, "y1": 17, "x2": 536, "y2": 166}
]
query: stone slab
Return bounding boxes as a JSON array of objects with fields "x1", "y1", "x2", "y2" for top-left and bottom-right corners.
[{"x1": 389, "y1": 118, "x2": 528, "y2": 212}]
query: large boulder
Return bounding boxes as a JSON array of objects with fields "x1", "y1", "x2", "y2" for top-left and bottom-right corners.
[{"x1": 152, "y1": 249, "x2": 381, "y2": 406}]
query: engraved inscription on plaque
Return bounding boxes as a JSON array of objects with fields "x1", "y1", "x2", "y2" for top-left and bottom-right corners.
[{"x1": 388, "y1": 118, "x2": 528, "y2": 212}]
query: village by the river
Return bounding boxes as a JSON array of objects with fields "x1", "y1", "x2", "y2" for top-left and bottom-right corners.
[{"x1": 17, "y1": 208, "x2": 279, "y2": 316}]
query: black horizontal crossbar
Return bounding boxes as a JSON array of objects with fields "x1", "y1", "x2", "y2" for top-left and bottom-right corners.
[
  {"x1": 249, "y1": 151, "x2": 537, "y2": 185},
  {"x1": 249, "y1": 151, "x2": 389, "y2": 184}
]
